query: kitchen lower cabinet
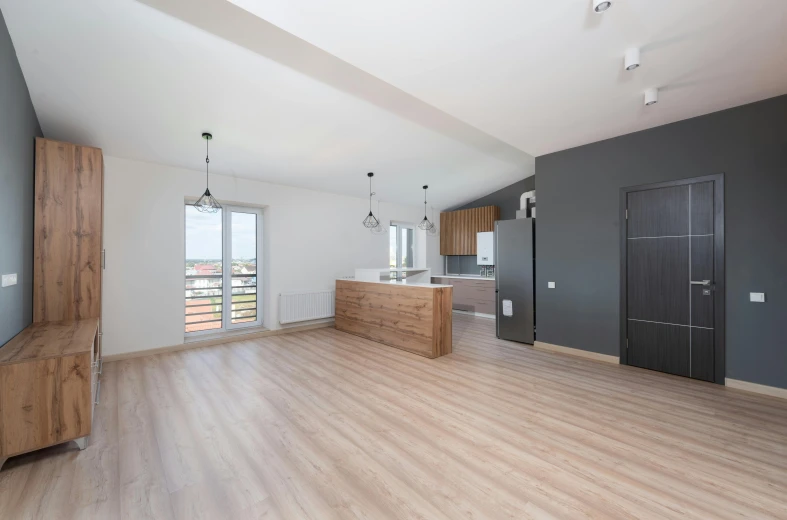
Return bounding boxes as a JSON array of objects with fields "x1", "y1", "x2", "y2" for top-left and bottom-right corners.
[{"x1": 432, "y1": 277, "x2": 496, "y2": 316}]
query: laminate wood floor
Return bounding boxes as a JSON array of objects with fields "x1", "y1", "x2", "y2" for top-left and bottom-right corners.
[{"x1": 1, "y1": 315, "x2": 786, "y2": 519}]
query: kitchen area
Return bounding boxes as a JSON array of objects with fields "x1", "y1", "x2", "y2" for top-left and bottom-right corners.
[
  {"x1": 433, "y1": 190, "x2": 536, "y2": 344},
  {"x1": 334, "y1": 183, "x2": 536, "y2": 361}
]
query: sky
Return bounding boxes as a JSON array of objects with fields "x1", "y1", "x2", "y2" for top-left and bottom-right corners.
[{"x1": 185, "y1": 206, "x2": 257, "y2": 260}]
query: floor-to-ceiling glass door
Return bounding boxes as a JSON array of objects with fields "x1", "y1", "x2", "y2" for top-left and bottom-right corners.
[
  {"x1": 225, "y1": 208, "x2": 261, "y2": 329},
  {"x1": 185, "y1": 204, "x2": 263, "y2": 335}
]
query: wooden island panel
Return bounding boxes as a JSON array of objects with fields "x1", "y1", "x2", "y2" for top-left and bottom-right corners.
[{"x1": 335, "y1": 280, "x2": 452, "y2": 358}]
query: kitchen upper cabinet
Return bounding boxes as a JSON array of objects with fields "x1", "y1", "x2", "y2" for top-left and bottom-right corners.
[{"x1": 440, "y1": 206, "x2": 500, "y2": 255}]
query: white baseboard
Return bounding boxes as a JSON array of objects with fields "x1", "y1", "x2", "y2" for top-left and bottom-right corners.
[
  {"x1": 726, "y1": 378, "x2": 787, "y2": 400},
  {"x1": 452, "y1": 310, "x2": 495, "y2": 320},
  {"x1": 533, "y1": 341, "x2": 620, "y2": 364},
  {"x1": 103, "y1": 320, "x2": 335, "y2": 363}
]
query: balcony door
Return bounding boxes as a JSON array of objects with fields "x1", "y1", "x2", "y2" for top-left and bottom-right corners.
[{"x1": 185, "y1": 204, "x2": 262, "y2": 335}]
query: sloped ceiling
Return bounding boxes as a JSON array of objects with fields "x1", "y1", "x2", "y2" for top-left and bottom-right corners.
[
  {"x1": 3, "y1": 0, "x2": 786, "y2": 207},
  {"x1": 0, "y1": 0, "x2": 533, "y2": 209},
  {"x1": 230, "y1": 0, "x2": 787, "y2": 156}
]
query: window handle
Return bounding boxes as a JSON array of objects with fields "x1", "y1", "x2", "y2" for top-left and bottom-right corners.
[{"x1": 690, "y1": 280, "x2": 711, "y2": 286}]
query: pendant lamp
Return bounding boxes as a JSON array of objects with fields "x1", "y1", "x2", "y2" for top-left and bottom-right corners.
[
  {"x1": 362, "y1": 172, "x2": 380, "y2": 228},
  {"x1": 417, "y1": 185, "x2": 434, "y2": 230},
  {"x1": 194, "y1": 132, "x2": 222, "y2": 213}
]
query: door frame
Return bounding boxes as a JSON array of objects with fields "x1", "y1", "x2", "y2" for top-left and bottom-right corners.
[
  {"x1": 184, "y1": 202, "x2": 264, "y2": 337},
  {"x1": 619, "y1": 173, "x2": 725, "y2": 383}
]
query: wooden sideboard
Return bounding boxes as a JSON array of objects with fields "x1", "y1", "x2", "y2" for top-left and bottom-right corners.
[
  {"x1": 432, "y1": 277, "x2": 496, "y2": 316},
  {"x1": 439, "y1": 205, "x2": 500, "y2": 255},
  {"x1": 0, "y1": 138, "x2": 105, "y2": 469},
  {"x1": 335, "y1": 280, "x2": 452, "y2": 358},
  {"x1": 0, "y1": 320, "x2": 100, "y2": 469}
]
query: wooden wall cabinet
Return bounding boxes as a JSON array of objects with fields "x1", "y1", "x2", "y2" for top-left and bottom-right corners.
[
  {"x1": 34, "y1": 138, "x2": 104, "y2": 323},
  {"x1": 440, "y1": 205, "x2": 499, "y2": 255},
  {"x1": 0, "y1": 138, "x2": 104, "y2": 469}
]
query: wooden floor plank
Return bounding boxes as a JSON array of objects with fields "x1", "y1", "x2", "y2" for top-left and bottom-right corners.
[{"x1": 1, "y1": 314, "x2": 786, "y2": 519}]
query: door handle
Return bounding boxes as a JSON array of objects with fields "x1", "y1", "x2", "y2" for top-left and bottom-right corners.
[{"x1": 690, "y1": 280, "x2": 712, "y2": 286}]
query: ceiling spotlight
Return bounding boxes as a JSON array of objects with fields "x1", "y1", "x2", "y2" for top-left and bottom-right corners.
[
  {"x1": 644, "y1": 88, "x2": 659, "y2": 106},
  {"x1": 593, "y1": 0, "x2": 612, "y2": 13},
  {"x1": 625, "y1": 48, "x2": 640, "y2": 71}
]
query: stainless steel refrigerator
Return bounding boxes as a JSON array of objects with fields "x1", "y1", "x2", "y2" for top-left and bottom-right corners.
[{"x1": 495, "y1": 218, "x2": 535, "y2": 343}]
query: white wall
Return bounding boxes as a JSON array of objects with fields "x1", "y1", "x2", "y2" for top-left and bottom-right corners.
[{"x1": 102, "y1": 156, "x2": 443, "y2": 356}]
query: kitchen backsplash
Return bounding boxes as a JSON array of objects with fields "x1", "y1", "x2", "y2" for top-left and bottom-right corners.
[{"x1": 446, "y1": 256, "x2": 495, "y2": 277}]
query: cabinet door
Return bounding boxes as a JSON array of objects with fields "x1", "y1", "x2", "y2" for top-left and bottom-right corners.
[
  {"x1": 0, "y1": 359, "x2": 59, "y2": 456},
  {"x1": 0, "y1": 353, "x2": 92, "y2": 457},
  {"x1": 439, "y1": 206, "x2": 499, "y2": 255},
  {"x1": 60, "y1": 353, "x2": 93, "y2": 442},
  {"x1": 34, "y1": 138, "x2": 104, "y2": 322}
]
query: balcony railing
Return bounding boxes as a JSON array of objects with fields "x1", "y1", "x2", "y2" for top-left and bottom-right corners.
[{"x1": 185, "y1": 273, "x2": 257, "y2": 332}]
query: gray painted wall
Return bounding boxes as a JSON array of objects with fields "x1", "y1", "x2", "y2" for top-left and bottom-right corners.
[
  {"x1": 451, "y1": 175, "x2": 536, "y2": 219},
  {"x1": 446, "y1": 176, "x2": 536, "y2": 274},
  {"x1": 0, "y1": 10, "x2": 42, "y2": 346},
  {"x1": 536, "y1": 94, "x2": 787, "y2": 389}
]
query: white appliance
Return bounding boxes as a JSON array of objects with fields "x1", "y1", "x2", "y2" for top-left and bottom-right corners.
[{"x1": 477, "y1": 232, "x2": 494, "y2": 265}]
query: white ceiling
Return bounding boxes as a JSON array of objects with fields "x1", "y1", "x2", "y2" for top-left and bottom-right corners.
[
  {"x1": 0, "y1": 0, "x2": 533, "y2": 209},
  {"x1": 231, "y1": 0, "x2": 787, "y2": 156},
  {"x1": 3, "y1": 0, "x2": 786, "y2": 207}
]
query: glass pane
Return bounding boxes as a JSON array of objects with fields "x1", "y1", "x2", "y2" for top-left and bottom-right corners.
[
  {"x1": 389, "y1": 225, "x2": 397, "y2": 269},
  {"x1": 231, "y1": 211, "x2": 257, "y2": 325},
  {"x1": 185, "y1": 206, "x2": 223, "y2": 332},
  {"x1": 402, "y1": 227, "x2": 414, "y2": 268}
]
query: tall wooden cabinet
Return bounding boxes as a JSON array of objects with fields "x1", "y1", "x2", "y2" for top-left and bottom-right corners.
[
  {"x1": 0, "y1": 138, "x2": 104, "y2": 469},
  {"x1": 34, "y1": 138, "x2": 104, "y2": 323},
  {"x1": 440, "y1": 205, "x2": 499, "y2": 255}
]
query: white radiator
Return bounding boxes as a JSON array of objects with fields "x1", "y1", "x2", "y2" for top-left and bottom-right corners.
[{"x1": 279, "y1": 290, "x2": 335, "y2": 324}]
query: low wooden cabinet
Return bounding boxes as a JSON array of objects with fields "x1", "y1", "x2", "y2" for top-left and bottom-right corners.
[
  {"x1": 0, "y1": 320, "x2": 100, "y2": 469},
  {"x1": 432, "y1": 277, "x2": 496, "y2": 316}
]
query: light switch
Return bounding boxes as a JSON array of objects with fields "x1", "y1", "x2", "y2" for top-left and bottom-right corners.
[
  {"x1": 548, "y1": 281, "x2": 556, "y2": 289},
  {"x1": 2, "y1": 273, "x2": 18, "y2": 287},
  {"x1": 750, "y1": 292, "x2": 766, "y2": 303}
]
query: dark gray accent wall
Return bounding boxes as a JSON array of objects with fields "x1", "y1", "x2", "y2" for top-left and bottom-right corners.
[
  {"x1": 446, "y1": 176, "x2": 536, "y2": 274},
  {"x1": 0, "y1": 10, "x2": 42, "y2": 346},
  {"x1": 536, "y1": 94, "x2": 787, "y2": 389},
  {"x1": 451, "y1": 175, "x2": 536, "y2": 220}
]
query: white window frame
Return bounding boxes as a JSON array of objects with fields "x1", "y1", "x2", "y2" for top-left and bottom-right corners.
[
  {"x1": 390, "y1": 221, "x2": 415, "y2": 272},
  {"x1": 185, "y1": 203, "x2": 264, "y2": 337}
]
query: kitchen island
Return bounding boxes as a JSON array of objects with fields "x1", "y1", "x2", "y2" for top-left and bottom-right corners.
[{"x1": 335, "y1": 277, "x2": 452, "y2": 358}]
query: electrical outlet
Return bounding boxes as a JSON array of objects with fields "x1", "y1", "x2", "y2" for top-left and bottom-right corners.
[
  {"x1": 548, "y1": 281, "x2": 556, "y2": 289},
  {"x1": 750, "y1": 292, "x2": 766, "y2": 303},
  {"x1": 2, "y1": 273, "x2": 18, "y2": 287}
]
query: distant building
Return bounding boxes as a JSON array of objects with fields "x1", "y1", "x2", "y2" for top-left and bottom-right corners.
[{"x1": 194, "y1": 263, "x2": 218, "y2": 275}]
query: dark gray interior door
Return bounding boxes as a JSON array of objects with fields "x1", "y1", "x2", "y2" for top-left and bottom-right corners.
[{"x1": 624, "y1": 179, "x2": 720, "y2": 382}]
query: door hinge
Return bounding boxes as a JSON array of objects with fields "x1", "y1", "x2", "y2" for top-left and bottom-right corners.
[
  {"x1": 625, "y1": 209, "x2": 628, "y2": 220},
  {"x1": 102, "y1": 249, "x2": 106, "y2": 269},
  {"x1": 626, "y1": 338, "x2": 629, "y2": 349}
]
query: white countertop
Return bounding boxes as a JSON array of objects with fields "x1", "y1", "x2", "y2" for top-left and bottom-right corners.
[
  {"x1": 338, "y1": 278, "x2": 451, "y2": 288},
  {"x1": 356, "y1": 268, "x2": 430, "y2": 272},
  {"x1": 432, "y1": 275, "x2": 496, "y2": 281}
]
